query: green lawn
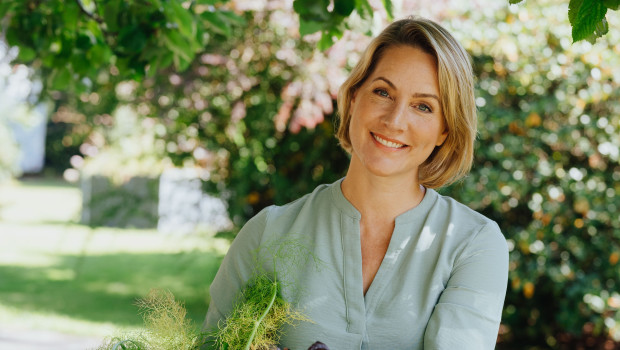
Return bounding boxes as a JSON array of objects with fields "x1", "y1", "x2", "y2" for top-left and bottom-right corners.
[{"x1": 0, "y1": 177, "x2": 229, "y2": 338}]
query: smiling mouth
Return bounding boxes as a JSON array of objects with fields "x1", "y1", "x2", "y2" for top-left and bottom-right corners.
[{"x1": 371, "y1": 133, "x2": 408, "y2": 149}]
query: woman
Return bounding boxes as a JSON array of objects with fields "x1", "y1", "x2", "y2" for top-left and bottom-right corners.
[{"x1": 204, "y1": 17, "x2": 509, "y2": 349}]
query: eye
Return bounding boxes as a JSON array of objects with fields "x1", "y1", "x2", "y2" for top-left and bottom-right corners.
[
  {"x1": 373, "y1": 88, "x2": 390, "y2": 98},
  {"x1": 414, "y1": 103, "x2": 433, "y2": 113}
]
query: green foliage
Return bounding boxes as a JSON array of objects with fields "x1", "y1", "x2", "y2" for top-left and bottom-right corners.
[
  {"x1": 212, "y1": 236, "x2": 317, "y2": 349},
  {"x1": 213, "y1": 275, "x2": 309, "y2": 350},
  {"x1": 568, "y1": 0, "x2": 609, "y2": 42},
  {"x1": 294, "y1": 0, "x2": 390, "y2": 49},
  {"x1": 137, "y1": 289, "x2": 203, "y2": 349},
  {"x1": 444, "y1": 1, "x2": 620, "y2": 346},
  {"x1": 89, "y1": 237, "x2": 316, "y2": 350},
  {"x1": 0, "y1": 0, "x2": 244, "y2": 96},
  {"x1": 510, "y1": 0, "x2": 618, "y2": 43},
  {"x1": 604, "y1": 0, "x2": 620, "y2": 10},
  {"x1": 96, "y1": 289, "x2": 205, "y2": 350}
]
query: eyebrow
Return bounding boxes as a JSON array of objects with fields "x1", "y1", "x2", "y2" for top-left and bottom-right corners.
[{"x1": 372, "y1": 77, "x2": 440, "y2": 102}]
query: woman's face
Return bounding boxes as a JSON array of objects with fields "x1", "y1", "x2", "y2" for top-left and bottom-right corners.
[{"x1": 348, "y1": 45, "x2": 448, "y2": 181}]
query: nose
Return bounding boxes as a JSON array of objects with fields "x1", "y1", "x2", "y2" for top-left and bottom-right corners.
[{"x1": 381, "y1": 100, "x2": 407, "y2": 130}]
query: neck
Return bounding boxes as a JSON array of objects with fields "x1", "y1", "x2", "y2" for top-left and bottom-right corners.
[{"x1": 341, "y1": 158, "x2": 425, "y2": 221}]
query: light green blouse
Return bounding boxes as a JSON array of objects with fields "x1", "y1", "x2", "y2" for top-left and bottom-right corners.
[{"x1": 204, "y1": 178, "x2": 508, "y2": 349}]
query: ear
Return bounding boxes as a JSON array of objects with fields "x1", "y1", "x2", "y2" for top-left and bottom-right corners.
[{"x1": 436, "y1": 128, "x2": 448, "y2": 147}]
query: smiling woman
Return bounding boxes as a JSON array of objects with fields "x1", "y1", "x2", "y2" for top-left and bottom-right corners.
[
  {"x1": 204, "y1": 17, "x2": 508, "y2": 350},
  {"x1": 346, "y1": 45, "x2": 448, "y2": 183}
]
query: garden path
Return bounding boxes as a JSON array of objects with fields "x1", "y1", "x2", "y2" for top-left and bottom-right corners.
[{"x1": 0, "y1": 325, "x2": 102, "y2": 350}]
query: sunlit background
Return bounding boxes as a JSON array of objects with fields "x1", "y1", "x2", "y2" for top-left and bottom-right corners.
[{"x1": 1, "y1": 0, "x2": 619, "y2": 349}]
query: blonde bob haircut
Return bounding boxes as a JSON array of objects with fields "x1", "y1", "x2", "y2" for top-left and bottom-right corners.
[{"x1": 336, "y1": 17, "x2": 477, "y2": 189}]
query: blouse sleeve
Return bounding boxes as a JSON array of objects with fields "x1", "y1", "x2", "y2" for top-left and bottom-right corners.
[
  {"x1": 423, "y1": 221, "x2": 509, "y2": 350},
  {"x1": 202, "y1": 207, "x2": 270, "y2": 333}
]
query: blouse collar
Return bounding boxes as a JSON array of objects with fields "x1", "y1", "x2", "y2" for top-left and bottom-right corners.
[{"x1": 330, "y1": 177, "x2": 438, "y2": 224}]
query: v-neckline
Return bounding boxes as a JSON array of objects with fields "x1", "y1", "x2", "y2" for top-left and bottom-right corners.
[{"x1": 331, "y1": 178, "x2": 437, "y2": 331}]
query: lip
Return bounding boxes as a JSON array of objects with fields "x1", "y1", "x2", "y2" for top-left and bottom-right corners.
[{"x1": 370, "y1": 132, "x2": 409, "y2": 150}]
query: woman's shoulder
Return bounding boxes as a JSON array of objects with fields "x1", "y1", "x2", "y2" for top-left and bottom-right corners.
[
  {"x1": 233, "y1": 181, "x2": 339, "y2": 242},
  {"x1": 426, "y1": 190, "x2": 505, "y2": 249},
  {"x1": 265, "y1": 180, "x2": 340, "y2": 220},
  {"x1": 228, "y1": 182, "x2": 337, "y2": 261},
  {"x1": 429, "y1": 189, "x2": 497, "y2": 227},
  {"x1": 426, "y1": 190, "x2": 508, "y2": 260}
]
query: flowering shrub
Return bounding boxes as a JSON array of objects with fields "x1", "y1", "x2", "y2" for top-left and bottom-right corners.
[{"x1": 443, "y1": 2, "x2": 620, "y2": 347}]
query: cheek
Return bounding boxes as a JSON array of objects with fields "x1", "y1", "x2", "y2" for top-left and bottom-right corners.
[{"x1": 347, "y1": 116, "x2": 358, "y2": 146}]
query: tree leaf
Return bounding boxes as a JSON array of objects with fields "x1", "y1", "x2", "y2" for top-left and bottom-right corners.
[
  {"x1": 174, "y1": 53, "x2": 192, "y2": 72},
  {"x1": 163, "y1": 1, "x2": 195, "y2": 38},
  {"x1": 509, "y1": 0, "x2": 524, "y2": 4},
  {"x1": 71, "y1": 52, "x2": 93, "y2": 75},
  {"x1": 334, "y1": 0, "x2": 355, "y2": 16},
  {"x1": 317, "y1": 28, "x2": 343, "y2": 51},
  {"x1": 299, "y1": 19, "x2": 323, "y2": 36},
  {"x1": 162, "y1": 29, "x2": 193, "y2": 62},
  {"x1": 354, "y1": 0, "x2": 373, "y2": 18},
  {"x1": 217, "y1": 11, "x2": 246, "y2": 26},
  {"x1": 86, "y1": 19, "x2": 105, "y2": 43},
  {"x1": 117, "y1": 25, "x2": 147, "y2": 55},
  {"x1": 382, "y1": 0, "x2": 394, "y2": 20},
  {"x1": 595, "y1": 17, "x2": 609, "y2": 36},
  {"x1": 293, "y1": 0, "x2": 330, "y2": 21},
  {"x1": 50, "y1": 67, "x2": 72, "y2": 91},
  {"x1": 568, "y1": 0, "x2": 583, "y2": 23},
  {"x1": 0, "y1": 1, "x2": 16, "y2": 20},
  {"x1": 17, "y1": 46, "x2": 36, "y2": 62},
  {"x1": 102, "y1": 0, "x2": 121, "y2": 32},
  {"x1": 87, "y1": 43, "x2": 112, "y2": 65},
  {"x1": 568, "y1": 0, "x2": 607, "y2": 42},
  {"x1": 62, "y1": 1, "x2": 80, "y2": 32},
  {"x1": 602, "y1": 0, "x2": 620, "y2": 10},
  {"x1": 76, "y1": 32, "x2": 94, "y2": 50},
  {"x1": 201, "y1": 11, "x2": 231, "y2": 37},
  {"x1": 159, "y1": 52, "x2": 174, "y2": 71}
]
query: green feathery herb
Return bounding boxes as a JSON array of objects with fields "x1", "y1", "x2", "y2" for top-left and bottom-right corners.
[
  {"x1": 94, "y1": 289, "x2": 205, "y2": 350},
  {"x1": 95, "y1": 236, "x2": 320, "y2": 350},
  {"x1": 212, "y1": 274, "x2": 310, "y2": 350}
]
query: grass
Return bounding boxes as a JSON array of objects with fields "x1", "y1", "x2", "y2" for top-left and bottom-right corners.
[{"x1": 0, "y1": 176, "x2": 230, "y2": 338}]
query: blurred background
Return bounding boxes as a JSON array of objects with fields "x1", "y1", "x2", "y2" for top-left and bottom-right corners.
[{"x1": 0, "y1": 0, "x2": 619, "y2": 349}]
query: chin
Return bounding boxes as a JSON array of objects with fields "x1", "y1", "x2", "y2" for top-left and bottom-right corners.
[{"x1": 364, "y1": 163, "x2": 410, "y2": 178}]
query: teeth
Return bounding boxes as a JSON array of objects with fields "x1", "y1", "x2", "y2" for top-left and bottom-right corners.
[{"x1": 373, "y1": 133, "x2": 405, "y2": 148}]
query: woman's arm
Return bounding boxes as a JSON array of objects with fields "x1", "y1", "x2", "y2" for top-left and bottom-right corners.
[
  {"x1": 423, "y1": 221, "x2": 509, "y2": 350},
  {"x1": 203, "y1": 207, "x2": 270, "y2": 332}
]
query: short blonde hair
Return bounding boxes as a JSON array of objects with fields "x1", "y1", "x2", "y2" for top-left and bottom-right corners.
[{"x1": 336, "y1": 17, "x2": 477, "y2": 189}]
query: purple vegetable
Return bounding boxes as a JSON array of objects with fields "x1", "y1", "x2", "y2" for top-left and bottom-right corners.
[
  {"x1": 275, "y1": 340, "x2": 329, "y2": 350},
  {"x1": 307, "y1": 341, "x2": 329, "y2": 350}
]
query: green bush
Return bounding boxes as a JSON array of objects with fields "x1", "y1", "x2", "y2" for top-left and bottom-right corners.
[{"x1": 442, "y1": 2, "x2": 620, "y2": 347}]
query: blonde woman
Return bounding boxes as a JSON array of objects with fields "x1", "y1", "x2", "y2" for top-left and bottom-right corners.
[{"x1": 205, "y1": 17, "x2": 508, "y2": 349}]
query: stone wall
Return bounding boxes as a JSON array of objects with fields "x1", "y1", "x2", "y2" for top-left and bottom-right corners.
[
  {"x1": 81, "y1": 168, "x2": 231, "y2": 234},
  {"x1": 81, "y1": 175, "x2": 159, "y2": 228}
]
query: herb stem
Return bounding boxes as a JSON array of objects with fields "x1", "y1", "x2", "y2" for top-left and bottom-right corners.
[{"x1": 243, "y1": 281, "x2": 279, "y2": 350}]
